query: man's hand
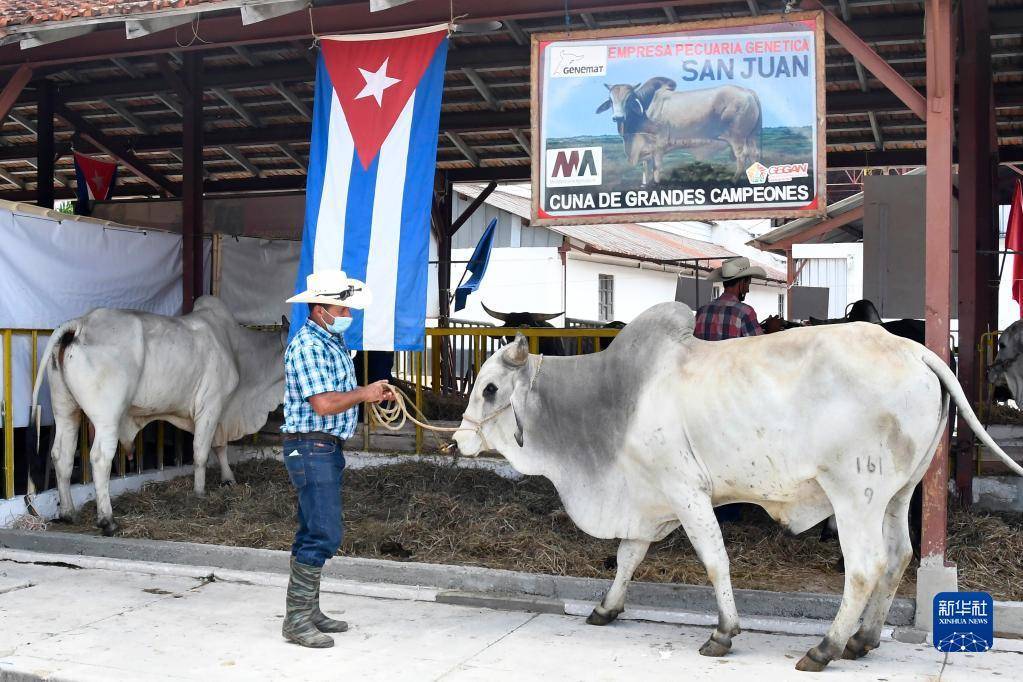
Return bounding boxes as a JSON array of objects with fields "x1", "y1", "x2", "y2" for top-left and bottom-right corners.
[
  {"x1": 362, "y1": 380, "x2": 395, "y2": 404},
  {"x1": 762, "y1": 315, "x2": 786, "y2": 334}
]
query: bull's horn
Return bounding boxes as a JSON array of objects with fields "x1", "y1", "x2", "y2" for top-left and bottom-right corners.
[
  {"x1": 604, "y1": 83, "x2": 611, "y2": 90},
  {"x1": 532, "y1": 311, "x2": 564, "y2": 322},
  {"x1": 481, "y1": 303, "x2": 510, "y2": 322},
  {"x1": 503, "y1": 333, "x2": 529, "y2": 367}
]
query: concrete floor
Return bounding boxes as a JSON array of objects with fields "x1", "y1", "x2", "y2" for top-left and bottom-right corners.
[{"x1": 0, "y1": 558, "x2": 1018, "y2": 681}]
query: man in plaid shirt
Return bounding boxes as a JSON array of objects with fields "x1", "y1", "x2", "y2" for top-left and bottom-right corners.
[
  {"x1": 696, "y1": 256, "x2": 778, "y2": 340},
  {"x1": 279, "y1": 270, "x2": 392, "y2": 649}
]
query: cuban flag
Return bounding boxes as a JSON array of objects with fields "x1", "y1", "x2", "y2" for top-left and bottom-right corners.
[
  {"x1": 291, "y1": 24, "x2": 449, "y2": 350},
  {"x1": 73, "y1": 151, "x2": 117, "y2": 216}
]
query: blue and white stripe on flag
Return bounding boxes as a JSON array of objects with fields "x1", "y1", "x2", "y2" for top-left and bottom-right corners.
[{"x1": 290, "y1": 24, "x2": 449, "y2": 350}]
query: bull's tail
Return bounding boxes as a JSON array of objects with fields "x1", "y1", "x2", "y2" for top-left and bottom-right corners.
[
  {"x1": 30, "y1": 321, "x2": 79, "y2": 453},
  {"x1": 922, "y1": 350, "x2": 1023, "y2": 477}
]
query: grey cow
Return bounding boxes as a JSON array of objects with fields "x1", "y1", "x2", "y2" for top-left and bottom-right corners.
[
  {"x1": 597, "y1": 78, "x2": 761, "y2": 183},
  {"x1": 454, "y1": 302, "x2": 1023, "y2": 672}
]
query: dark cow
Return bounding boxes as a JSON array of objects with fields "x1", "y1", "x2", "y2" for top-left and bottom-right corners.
[
  {"x1": 596, "y1": 77, "x2": 761, "y2": 184},
  {"x1": 481, "y1": 303, "x2": 569, "y2": 356}
]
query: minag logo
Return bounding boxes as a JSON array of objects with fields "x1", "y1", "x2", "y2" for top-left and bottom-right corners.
[
  {"x1": 549, "y1": 45, "x2": 607, "y2": 78},
  {"x1": 546, "y1": 147, "x2": 602, "y2": 187},
  {"x1": 746, "y1": 162, "x2": 769, "y2": 185}
]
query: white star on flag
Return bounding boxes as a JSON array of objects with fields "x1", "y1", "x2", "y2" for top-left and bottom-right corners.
[{"x1": 355, "y1": 58, "x2": 401, "y2": 106}]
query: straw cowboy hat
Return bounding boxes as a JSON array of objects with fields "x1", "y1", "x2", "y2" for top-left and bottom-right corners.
[
  {"x1": 707, "y1": 256, "x2": 767, "y2": 283},
  {"x1": 286, "y1": 270, "x2": 373, "y2": 309}
]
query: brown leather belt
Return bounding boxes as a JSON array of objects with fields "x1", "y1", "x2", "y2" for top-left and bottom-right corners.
[{"x1": 287, "y1": 432, "x2": 344, "y2": 446}]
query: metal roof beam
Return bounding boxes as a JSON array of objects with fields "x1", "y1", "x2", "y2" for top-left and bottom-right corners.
[
  {"x1": 272, "y1": 82, "x2": 311, "y2": 119},
  {"x1": 154, "y1": 92, "x2": 183, "y2": 117},
  {"x1": 101, "y1": 98, "x2": 151, "y2": 134},
  {"x1": 663, "y1": 6, "x2": 679, "y2": 22},
  {"x1": 0, "y1": 65, "x2": 33, "y2": 124},
  {"x1": 278, "y1": 143, "x2": 306, "y2": 171},
  {"x1": 9, "y1": 112, "x2": 35, "y2": 134},
  {"x1": 0, "y1": 169, "x2": 24, "y2": 189},
  {"x1": 212, "y1": 87, "x2": 261, "y2": 127},
  {"x1": 221, "y1": 145, "x2": 262, "y2": 178},
  {"x1": 511, "y1": 129, "x2": 531, "y2": 157},
  {"x1": 504, "y1": 19, "x2": 528, "y2": 45},
  {"x1": 445, "y1": 131, "x2": 479, "y2": 166},
  {"x1": 232, "y1": 45, "x2": 262, "y2": 67},
  {"x1": 746, "y1": 0, "x2": 760, "y2": 17},
  {"x1": 867, "y1": 111, "x2": 884, "y2": 150},
  {"x1": 581, "y1": 13, "x2": 599, "y2": 29},
  {"x1": 462, "y1": 68, "x2": 502, "y2": 111},
  {"x1": 111, "y1": 57, "x2": 144, "y2": 79}
]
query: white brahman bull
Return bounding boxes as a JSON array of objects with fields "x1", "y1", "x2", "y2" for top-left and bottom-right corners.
[
  {"x1": 454, "y1": 301, "x2": 1023, "y2": 672},
  {"x1": 31, "y1": 296, "x2": 286, "y2": 535}
]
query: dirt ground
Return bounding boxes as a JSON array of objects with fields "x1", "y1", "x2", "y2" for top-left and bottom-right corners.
[{"x1": 51, "y1": 458, "x2": 1023, "y2": 600}]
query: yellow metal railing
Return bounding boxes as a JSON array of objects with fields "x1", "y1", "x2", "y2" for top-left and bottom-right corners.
[
  {"x1": 3, "y1": 325, "x2": 621, "y2": 496},
  {"x1": 363, "y1": 326, "x2": 621, "y2": 455},
  {"x1": 1, "y1": 326, "x2": 185, "y2": 500}
]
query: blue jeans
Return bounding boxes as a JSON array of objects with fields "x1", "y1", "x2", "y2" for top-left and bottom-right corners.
[{"x1": 282, "y1": 438, "x2": 345, "y2": 567}]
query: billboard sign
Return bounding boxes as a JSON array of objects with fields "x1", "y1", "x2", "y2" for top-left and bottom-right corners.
[{"x1": 531, "y1": 12, "x2": 826, "y2": 225}]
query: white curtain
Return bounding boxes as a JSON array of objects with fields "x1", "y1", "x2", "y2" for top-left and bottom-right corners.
[
  {"x1": 0, "y1": 206, "x2": 208, "y2": 426},
  {"x1": 218, "y1": 237, "x2": 300, "y2": 325}
]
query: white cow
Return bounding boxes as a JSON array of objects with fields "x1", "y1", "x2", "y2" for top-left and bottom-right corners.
[
  {"x1": 31, "y1": 296, "x2": 286, "y2": 535},
  {"x1": 454, "y1": 302, "x2": 1023, "y2": 672}
]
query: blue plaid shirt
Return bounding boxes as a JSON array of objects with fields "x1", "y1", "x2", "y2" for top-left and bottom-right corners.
[{"x1": 281, "y1": 319, "x2": 359, "y2": 440}]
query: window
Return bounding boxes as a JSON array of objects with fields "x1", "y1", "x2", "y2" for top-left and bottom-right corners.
[
  {"x1": 598, "y1": 274, "x2": 614, "y2": 322},
  {"x1": 778, "y1": 293, "x2": 785, "y2": 316}
]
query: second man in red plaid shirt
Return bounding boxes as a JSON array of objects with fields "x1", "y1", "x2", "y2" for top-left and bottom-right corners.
[{"x1": 695, "y1": 256, "x2": 781, "y2": 340}]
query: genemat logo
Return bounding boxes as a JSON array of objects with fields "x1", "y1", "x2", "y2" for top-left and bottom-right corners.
[
  {"x1": 546, "y1": 147, "x2": 602, "y2": 187},
  {"x1": 549, "y1": 45, "x2": 607, "y2": 78}
]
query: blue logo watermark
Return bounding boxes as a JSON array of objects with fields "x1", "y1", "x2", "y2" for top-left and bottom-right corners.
[{"x1": 933, "y1": 592, "x2": 993, "y2": 653}]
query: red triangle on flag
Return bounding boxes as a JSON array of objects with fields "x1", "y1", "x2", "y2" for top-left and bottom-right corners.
[
  {"x1": 321, "y1": 29, "x2": 446, "y2": 169},
  {"x1": 74, "y1": 151, "x2": 117, "y2": 201}
]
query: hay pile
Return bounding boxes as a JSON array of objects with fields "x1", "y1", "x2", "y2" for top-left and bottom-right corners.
[
  {"x1": 986, "y1": 403, "x2": 1023, "y2": 426},
  {"x1": 54, "y1": 459, "x2": 1023, "y2": 600}
]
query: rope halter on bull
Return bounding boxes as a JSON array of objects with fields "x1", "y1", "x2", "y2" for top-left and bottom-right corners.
[{"x1": 367, "y1": 354, "x2": 544, "y2": 453}]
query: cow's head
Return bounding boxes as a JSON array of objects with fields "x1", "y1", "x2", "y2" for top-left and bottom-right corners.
[
  {"x1": 989, "y1": 320, "x2": 1023, "y2": 401},
  {"x1": 455, "y1": 333, "x2": 531, "y2": 457},
  {"x1": 596, "y1": 83, "x2": 643, "y2": 134},
  {"x1": 481, "y1": 303, "x2": 562, "y2": 329}
]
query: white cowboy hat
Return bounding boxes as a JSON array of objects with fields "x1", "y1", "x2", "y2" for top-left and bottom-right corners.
[
  {"x1": 707, "y1": 256, "x2": 767, "y2": 283},
  {"x1": 286, "y1": 270, "x2": 373, "y2": 309}
]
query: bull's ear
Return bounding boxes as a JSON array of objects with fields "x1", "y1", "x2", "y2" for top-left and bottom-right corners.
[
  {"x1": 596, "y1": 98, "x2": 611, "y2": 114},
  {"x1": 503, "y1": 333, "x2": 529, "y2": 367}
]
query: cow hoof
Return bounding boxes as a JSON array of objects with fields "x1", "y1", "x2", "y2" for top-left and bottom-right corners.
[
  {"x1": 97, "y1": 518, "x2": 120, "y2": 537},
  {"x1": 585, "y1": 607, "x2": 620, "y2": 626},
  {"x1": 55, "y1": 513, "x2": 78, "y2": 525},
  {"x1": 220, "y1": 479, "x2": 236, "y2": 488},
  {"x1": 698, "y1": 638, "x2": 731, "y2": 658},
  {"x1": 795, "y1": 651, "x2": 830, "y2": 672},
  {"x1": 842, "y1": 635, "x2": 878, "y2": 660}
]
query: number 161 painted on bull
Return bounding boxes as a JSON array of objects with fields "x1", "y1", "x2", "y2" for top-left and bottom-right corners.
[{"x1": 530, "y1": 11, "x2": 827, "y2": 225}]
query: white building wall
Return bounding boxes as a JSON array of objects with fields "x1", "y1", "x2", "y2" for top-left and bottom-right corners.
[
  {"x1": 566, "y1": 256, "x2": 679, "y2": 322},
  {"x1": 449, "y1": 246, "x2": 565, "y2": 324},
  {"x1": 791, "y1": 242, "x2": 864, "y2": 318}
]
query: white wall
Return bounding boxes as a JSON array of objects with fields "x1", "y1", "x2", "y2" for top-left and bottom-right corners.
[
  {"x1": 566, "y1": 256, "x2": 679, "y2": 322},
  {"x1": 450, "y1": 247, "x2": 565, "y2": 323},
  {"x1": 745, "y1": 283, "x2": 785, "y2": 319},
  {"x1": 792, "y1": 242, "x2": 864, "y2": 318}
]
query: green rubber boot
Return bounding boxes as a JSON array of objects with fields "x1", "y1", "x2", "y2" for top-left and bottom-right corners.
[
  {"x1": 307, "y1": 559, "x2": 348, "y2": 633},
  {"x1": 282, "y1": 560, "x2": 334, "y2": 648}
]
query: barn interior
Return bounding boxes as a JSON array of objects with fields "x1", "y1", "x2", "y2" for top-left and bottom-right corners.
[{"x1": 0, "y1": 0, "x2": 1020, "y2": 632}]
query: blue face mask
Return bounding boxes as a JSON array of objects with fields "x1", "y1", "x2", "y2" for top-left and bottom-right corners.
[{"x1": 321, "y1": 309, "x2": 353, "y2": 335}]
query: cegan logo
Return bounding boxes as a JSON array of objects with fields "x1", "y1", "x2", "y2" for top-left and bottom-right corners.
[
  {"x1": 768, "y1": 163, "x2": 809, "y2": 183},
  {"x1": 550, "y1": 45, "x2": 607, "y2": 78},
  {"x1": 746, "y1": 162, "x2": 769, "y2": 185},
  {"x1": 547, "y1": 147, "x2": 602, "y2": 187}
]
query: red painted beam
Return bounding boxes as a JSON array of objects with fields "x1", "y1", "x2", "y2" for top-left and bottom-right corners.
[
  {"x1": 0, "y1": 64, "x2": 32, "y2": 121},
  {"x1": 758, "y1": 205, "x2": 865, "y2": 253},
  {"x1": 802, "y1": 0, "x2": 927, "y2": 121},
  {"x1": 920, "y1": 0, "x2": 955, "y2": 566}
]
